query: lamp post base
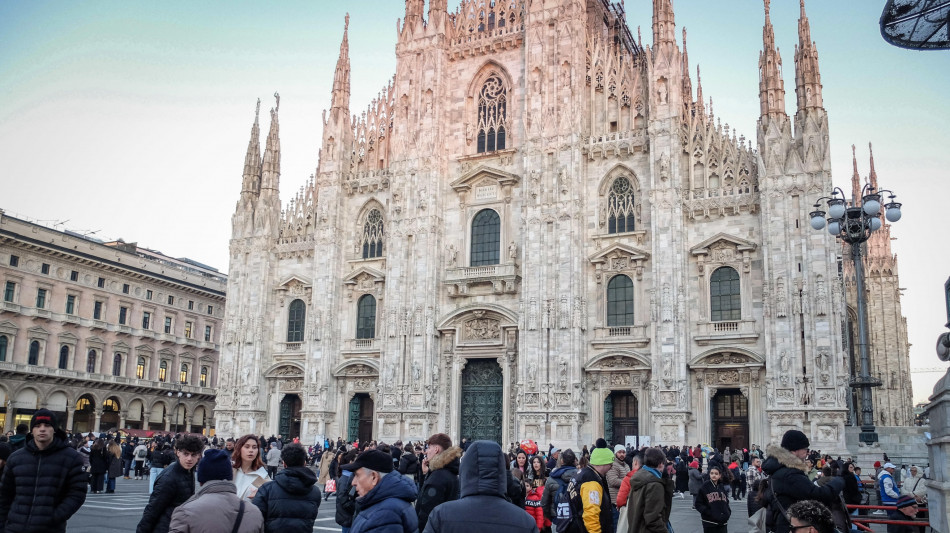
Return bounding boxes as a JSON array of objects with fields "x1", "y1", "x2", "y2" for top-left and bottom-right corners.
[{"x1": 858, "y1": 426, "x2": 879, "y2": 444}]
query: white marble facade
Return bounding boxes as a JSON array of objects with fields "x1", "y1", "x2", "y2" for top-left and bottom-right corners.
[{"x1": 215, "y1": 0, "x2": 907, "y2": 455}]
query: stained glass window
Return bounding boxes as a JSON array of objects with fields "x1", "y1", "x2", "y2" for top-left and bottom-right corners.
[
  {"x1": 607, "y1": 177, "x2": 636, "y2": 234},
  {"x1": 361, "y1": 209, "x2": 385, "y2": 259},
  {"x1": 477, "y1": 74, "x2": 507, "y2": 153}
]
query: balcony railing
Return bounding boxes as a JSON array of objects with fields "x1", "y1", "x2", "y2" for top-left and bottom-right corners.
[
  {"x1": 592, "y1": 325, "x2": 650, "y2": 347},
  {"x1": 0, "y1": 361, "x2": 214, "y2": 396},
  {"x1": 444, "y1": 263, "x2": 520, "y2": 297},
  {"x1": 694, "y1": 319, "x2": 759, "y2": 344},
  {"x1": 276, "y1": 341, "x2": 304, "y2": 353},
  {"x1": 342, "y1": 338, "x2": 380, "y2": 354}
]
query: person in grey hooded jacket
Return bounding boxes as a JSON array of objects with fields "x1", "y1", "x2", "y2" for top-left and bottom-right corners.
[{"x1": 423, "y1": 440, "x2": 538, "y2": 533}]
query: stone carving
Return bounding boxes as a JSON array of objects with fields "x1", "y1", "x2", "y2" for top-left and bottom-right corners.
[
  {"x1": 775, "y1": 277, "x2": 788, "y2": 317},
  {"x1": 528, "y1": 298, "x2": 538, "y2": 330},
  {"x1": 718, "y1": 370, "x2": 740, "y2": 383},
  {"x1": 662, "y1": 284, "x2": 672, "y2": 322},
  {"x1": 779, "y1": 351, "x2": 790, "y2": 385},
  {"x1": 464, "y1": 318, "x2": 500, "y2": 340},
  {"x1": 447, "y1": 245, "x2": 457, "y2": 266},
  {"x1": 815, "y1": 275, "x2": 828, "y2": 316}
]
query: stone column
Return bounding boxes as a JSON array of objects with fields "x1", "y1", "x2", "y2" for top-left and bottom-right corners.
[
  {"x1": 497, "y1": 355, "x2": 511, "y2": 445},
  {"x1": 185, "y1": 415, "x2": 193, "y2": 434},
  {"x1": 65, "y1": 406, "x2": 75, "y2": 433},
  {"x1": 118, "y1": 410, "x2": 127, "y2": 430},
  {"x1": 164, "y1": 414, "x2": 171, "y2": 432},
  {"x1": 92, "y1": 408, "x2": 102, "y2": 434},
  {"x1": 142, "y1": 412, "x2": 150, "y2": 431}
]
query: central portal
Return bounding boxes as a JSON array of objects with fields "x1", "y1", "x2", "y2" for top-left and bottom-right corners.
[
  {"x1": 460, "y1": 358, "x2": 503, "y2": 444},
  {"x1": 278, "y1": 394, "x2": 302, "y2": 439},
  {"x1": 711, "y1": 389, "x2": 749, "y2": 451}
]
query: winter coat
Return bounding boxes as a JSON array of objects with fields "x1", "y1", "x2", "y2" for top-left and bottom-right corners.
[
  {"x1": 524, "y1": 482, "x2": 550, "y2": 530},
  {"x1": 422, "y1": 440, "x2": 538, "y2": 533},
  {"x1": 150, "y1": 448, "x2": 171, "y2": 469},
  {"x1": 568, "y1": 464, "x2": 613, "y2": 533},
  {"x1": 266, "y1": 447, "x2": 282, "y2": 467},
  {"x1": 695, "y1": 479, "x2": 731, "y2": 527},
  {"x1": 234, "y1": 467, "x2": 271, "y2": 501},
  {"x1": 89, "y1": 447, "x2": 110, "y2": 475},
  {"x1": 134, "y1": 444, "x2": 149, "y2": 463},
  {"x1": 761, "y1": 444, "x2": 844, "y2": 533},
  {"x1": 416, "y1": 446, "x2": 462, "y2": 531},
  {"x1": 688, "y1": 467, "x2": 704, "y2": 495},
  {"x1": 123, "y1": 442, "x2": 136, "y2": 461},
  {"x1": 398, "y1": 452, "x2": 420, "y2": 476},
  {"x1": 136, "y1": 461, "x2": 197, "y2": 533},
  {"x1": 335, "y1": 470, "x2": 358, "y2": 528},
  {"x1": 252, "y1": 466, "x2": 321, "y2": 533},
  {"x1": 899, "y1": 473, "x2": 927, "y2": 501},
  {"x1": 108, "y1": 453, "x2": 124, "y2": 478},
  {"x1": 616, "y1": 467, "x2": 637, "y2": 508},
  {"x1": 506, "y1": 468, "x2": 526, "y2": 507},
  {"x1": 169, "y1": 480, "x2": 264, "y2": 533},
  {"x1": 626, "y1": 466, "x2": 673, "y2": 533},
  {"x1": 605, "y1": 456, "x2": 631, "y2": 504},
  {"x1": 542, "y1": 465, "x2": 576, "y2": 521},
  {"x1": 0, "y1": 433, "x2": 87, "y2": 533},
  {"x1": 349, "y1": 471, "x2": 418, "y2": 533},
  {"x1": 317, "y1": 452, "x2": 333, "y2": 484}
]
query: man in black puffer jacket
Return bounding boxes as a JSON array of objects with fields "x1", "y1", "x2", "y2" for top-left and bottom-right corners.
[
  {"x1": 253, "y1": 443, "x2": 322, "y2": 533},
  {"x1": 423, "y1": 440, "x2": 538, "y2": 533},
  {"x1": 416, "y1": 433, "x2": 462, "y2": 531},
  {"x1": 761, "y1": 430, "x2": 844, "y2": 533},
  {"x1": 136, "y1": 435, "x2": 203, "y2": 533},
  {"x1": 0, "y1": 409, "x2": 87, "y2": 533}
]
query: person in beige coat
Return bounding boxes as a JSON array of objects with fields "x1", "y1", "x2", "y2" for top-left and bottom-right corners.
[
  {"x1": 169, "y1": 449, "x2": 264, "y2": 533},
  {"x1": 317, "y1": 449, "x2": 333, "y2": 485}
]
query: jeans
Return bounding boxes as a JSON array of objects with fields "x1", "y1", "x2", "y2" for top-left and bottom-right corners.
[
  {"x1": 123, "y1": 458, "x2": 132, "y2": 477},
  {"x1": 107, "y1": 476, "x2": 117, "y2": 493},
  {"x1": 134, "y1": 460, "x2": 146, "y2": 478},
  {"x1": 149, "y1": 467, "x2": 163, "y2": 493}
]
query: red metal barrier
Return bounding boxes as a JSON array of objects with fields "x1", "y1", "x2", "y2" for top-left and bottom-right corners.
[{"x1": 847, "y1": 503, "x2": 930, "y2": 530}]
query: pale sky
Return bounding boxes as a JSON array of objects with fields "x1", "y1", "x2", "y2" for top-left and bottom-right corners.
[{"x1": 1, "y1": 1, "x2": 947, "y2": 403}]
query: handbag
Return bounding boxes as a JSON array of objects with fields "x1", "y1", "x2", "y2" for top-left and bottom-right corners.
[
  {"x1": 616, "y1": 505, "x2": 629, "y2": 533},
  {"x1": 324, "y1": 478, "x2": 337, "y2": 493},
  {"x1": 748, "y1": 507, "x2": 767, "y2": 533}
]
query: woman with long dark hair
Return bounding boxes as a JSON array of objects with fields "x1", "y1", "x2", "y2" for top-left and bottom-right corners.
[
  {"x1": 230, "y1": 434, "x2": 269, "y2": 500},
  {"x1": 88, "y1": 438, "x2": 109, "y2": 494},
  {"x1": 106, "y1": 440, "x2": 123, "y2": 493},
  {"x1": 525, "y1": 456, "x2": 550, "y2": 531}
]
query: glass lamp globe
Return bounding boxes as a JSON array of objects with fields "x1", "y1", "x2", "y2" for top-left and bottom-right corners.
[
  {"x1": 810, "y1": 215, "x2": 826, "y2": 230},
  {"x1": 863, "y1": 198, "x2": 881, "y2": 216},
  {"x1": 828, "y1": 221, "x2": 841, "y2": 236},
  {"x1": 885, "y1": 204, "x2": 902, "y2": 222},
  {"x1": 869, "y1": 217, "x2": 882, "y2": 231},
  {"x1": 828, "y1": 200, "x2": 846, "y2": 219}
]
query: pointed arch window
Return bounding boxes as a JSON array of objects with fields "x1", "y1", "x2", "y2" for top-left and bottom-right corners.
[
  {"x1": 287, "y1": 299, "x2": 306, "y2": 343},
  {"x1": 476, "y1": 74, "x2": 508, "y2": 153},
  {"x1": 607, "y1": 176, "x2": 636, "y2": 234},
  {"x1": 0, "y1": 335, "x2": 7, "y2": 362},
  {"x1": 470, "y1": 209, "x2": 500, "y2": 266},
  {"x1": 710, "y1": 266, "x2": 741, "y2": 321},
  {"x1": 361, "y1": 209, "x2": 385, "y2": 259},
  {"x1": 28, "y1": 340, "x2": 40, "y2": 365},
  {"x1": 112, "y1": 353, "x2": 122, "y2": 376},
  {"x1": 136, "y1": 357, "x2": 146, "y2": 379},
  {"x1": 159, "y1": 360, "x2": 168, "y2": 382},
  {"x1": 606, "y1": 275, "x2": 635, "y2": 327},
  {"x1": 87, "y1": 350, "x2": 97, "y2": 373},
  {"x1": 58, "y1": 345, "x2": 69, "y2": 369},
  {"x1": 356, "y1": 294, "x2": 377, "y2": 339}
]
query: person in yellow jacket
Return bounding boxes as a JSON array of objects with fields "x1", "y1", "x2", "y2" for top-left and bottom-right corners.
[{"x1": 566, "y1": 445, "x2": 614, "y2": 533}]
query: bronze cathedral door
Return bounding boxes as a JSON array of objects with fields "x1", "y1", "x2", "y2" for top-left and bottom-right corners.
[{"x1": 460, "y1": 359, "x2": 503, "y2": 444}]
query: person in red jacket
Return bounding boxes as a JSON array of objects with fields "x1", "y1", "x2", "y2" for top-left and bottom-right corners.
[{"x1": 524, "y1": 456, "x2": 551, "y2": 531}]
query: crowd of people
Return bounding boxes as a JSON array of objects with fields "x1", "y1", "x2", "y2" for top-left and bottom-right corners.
[{"x1": 0, "y1": 410, "x2": 933, "y2": 533}]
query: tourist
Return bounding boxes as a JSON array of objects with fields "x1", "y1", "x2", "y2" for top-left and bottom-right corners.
[
  {"x1": 786, "y1": 500, "x2": 836, "y2": 533},
  {"x1": 416, "y1": 433, "x2": 462, "y2": 531},
  {"x1": 695, "y1": 465, "x2": 731, "y2": 533},
  {"x1": 252, "y1": 443, "x2": 321, "y2": 533},
  {"x1": 525, "y1": 456, "x2": 550, "y2": 531},
  {"x1": 232, "y1": 434, "x2": 271, "y2": 500},
  {"x1": 625, "y1": 447, "x2": 673, "y2": 533},
  {"x1": 136, "y1": 434, "x2": 202, "y2": 533},
  {"x1": 567, "y1": 445, "x2": 613, "y2": 533},
  {"x1": 345, "y1": 450, "x2": 418, "y2": 533},
  {"x1": 168, "y1": 448, "x2": 264, "y2": 532}
]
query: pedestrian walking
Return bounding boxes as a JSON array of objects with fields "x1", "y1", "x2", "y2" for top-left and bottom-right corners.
[
  {"x1": 525, "y1": 456, "x2": 551, "y2": 531},
  {"x1": 107, "y1": 440, "x2": 124, "y2": 493},
  {"x1": 625, "y1": 447, "x2": 674, "y2": 533},
  {"x1": 566, "y1": 445, "x2": 614, "y2": 533},
  {"x1": 345, "y1": 450, "x2": 418, "y2": 533},
  {"x1": 136, "y1": 434, "x2": 203, "y2": 533},
  {"x1": 265, "y1": 442, "x2": 281, "y2": 479},
  {"x1": 0, "y1": 409, "x2": 87, "y2": 532},
  {"x1": 89, "y1": 438, "x2": 110, "y2": 494},
  {"x1": 168, "y1": 448, "x2": 264, "y2": 533},
  {"x1": 416, "y1": 433, "x2": 462, "y2": 531},
  {"x1": 134, "y1": 439, "x2": 149, "y2": 480},
  {"x1": 252, "y1": 443, "x2": 322, "y2": 533},
  {"x1": 695, "y1": 465, "x2": 731, "y2": 533}
]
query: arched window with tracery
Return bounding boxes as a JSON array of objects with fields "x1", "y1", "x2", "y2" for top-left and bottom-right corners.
[
  {"x1": 356, "y1": 295, "x2": 377, "y2": 339},
  {"x1": 476, "y1": 74, "x2": 507, "y2": 153},
  {"x1": 361, "y1": 209, "x2": 384, "y2": 259},
  {"x1": 470, "y1": 209, "x2": 500, "y2": 266},
  {"x1": 606, "y1": 275, "x2": 635, "y2": 327},
  {"x1": 287, "y1": 299, "x2": 306, "y2": 343},
  {"x1": 710, "y1": 266, "x2": 741, "y2": 321},
  {"x1": 607, "y1": 176, "x2": 636, "y2": 234}
]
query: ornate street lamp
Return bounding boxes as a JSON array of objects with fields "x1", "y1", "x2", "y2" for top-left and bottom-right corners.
[
  {"x1": 167, "y1": 384, "x2": 192, "y2": 434},
  {"x1": 810, "y1": 184, "x2": 902, "y2": 444}
]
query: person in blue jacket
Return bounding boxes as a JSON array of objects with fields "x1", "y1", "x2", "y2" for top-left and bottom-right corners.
[{"x1": 344, "y1": 450, "x2": 418, "y2": 533}]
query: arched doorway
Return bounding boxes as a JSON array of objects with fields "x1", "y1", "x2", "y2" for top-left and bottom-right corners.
[
  {"x1": 101, "y1": 397, "x2": 120, "y2": 431},
  {"x1": 347, "y1": 393, "x2": 373, "y2": 444},
  {"x1": 278, "y1": 394, "x2": 302, "y2": 439},
  {"x1": 460, "y1": 359, "x2": 503, "y2": 444},
  {"x1": 605, "y1": 390, "x2": 639, "y2": 448},
  {"x1": 711, "y1": 389, "x2": 749, "y2": 451},
  {"x1": 74, "y1": 395, "x2": 96, "y2": 433}
]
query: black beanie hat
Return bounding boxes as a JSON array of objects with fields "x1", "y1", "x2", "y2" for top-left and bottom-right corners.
[
  {"x1": 780, "y1": 429, "x2": 810, "y2": 452},
  {"x1": 30, "y1": 409, "x2": 60, "y2": 432},
  {"x1": 197, "y1": 449, "x2": 233, "y2": 484}
]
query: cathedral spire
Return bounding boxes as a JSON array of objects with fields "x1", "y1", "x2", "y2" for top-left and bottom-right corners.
[
  {"x1": 758, "y1": 0, "x2": 787, "y2": 118},
  {"x1": 851, "y1": 144, "x2": 862, "y2": 202},
  {"x1": 681, "y1": 28, "x2": 692, "y2": 101},
  {"x1": 241, "y1": 99, "x2": 262, "y2": 199},
  {"x1": 331, "y1": 14, "x2": 351, "y2": 112},
  {"x1": 868, "y1": 142, "x2": 878, "y2": 191},
  {"x1": 652, "y1": 0, "x2": 675, "y2": 45},
  {"x1": 261, "y1": 93, "x2": 281, "y2": 197},
  {"x1": 405, "y1": 0, "x2": 424, "y2": 23},
  {"x1": 695, "y1": 66, "x2": 705, "y2": 117},
  {"x1": 794, "y1": 0, "x2": 823, "y2": 111}
]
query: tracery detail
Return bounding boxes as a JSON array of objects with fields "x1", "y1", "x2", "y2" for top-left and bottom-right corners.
[
  {"x1": 360, "y1": 209, "x2": 385, "y2": 259},
  {"x1": 476, "y1": 74, "x2": 508, "y2": 153},
  {"x1": 607, "y1": 177, "x2": 636, "y2": 234}
]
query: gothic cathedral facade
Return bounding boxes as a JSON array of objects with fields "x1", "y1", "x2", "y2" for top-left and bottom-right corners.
[{"x1": 216, "y1": 0, "x2": 909, "y2": 453}]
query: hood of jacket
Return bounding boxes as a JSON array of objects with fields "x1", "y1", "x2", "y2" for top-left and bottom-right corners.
[
  {"x1": 429, "y1": 445, "x2": 463, "y2": 474},
  {"x1": 459, "y1": 440, "x2": 507, "y2": 498},
  {"x1": 629, "y1": 467, "x2": 664, "y2": 491},
  {"x1": 550, "y1": 465, "x2": 576, "y2": 483},
  {"x1": 358, "y1": 470, "x2": 418, "y2": 508},
  {"x1": 762, "y1": 444, "x2": 808, "y2": 476},
  {"x1": 275, "y1": 465, "x2": 317, "y2": 494}
]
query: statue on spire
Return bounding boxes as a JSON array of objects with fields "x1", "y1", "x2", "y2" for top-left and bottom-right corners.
[{"x1": 274, "y1": 91, "x2": 280, "y2": 112}]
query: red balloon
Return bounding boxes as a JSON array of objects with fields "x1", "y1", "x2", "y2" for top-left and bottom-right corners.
[{"x1": 519, "y1": 439, "x2": 538, "y2": 455}]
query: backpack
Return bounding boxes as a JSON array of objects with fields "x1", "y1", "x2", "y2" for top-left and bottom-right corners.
[
  {"x1": 554, "y1": 473, "x2": 581, "y2": 533},
  {"x1": 136, "y1": 447, "x2": 147, "y2": 459}
]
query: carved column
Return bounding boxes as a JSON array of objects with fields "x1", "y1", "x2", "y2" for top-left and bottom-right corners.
[
  {"x1": 93, "y1": 408, "x2": 103, "y2": 433},
  {"x1": 65, "y1": 405, "x2": 75, "y2": 433},
  {"x1": 497, "y1": 355, "x2": 511, "y2": 445},
  {"x1": 164, "y1": 414, "x2": 171, "y2": 432},
  {"x1": 118, "y1": 410, "x2": 127, "y2": 430}
]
